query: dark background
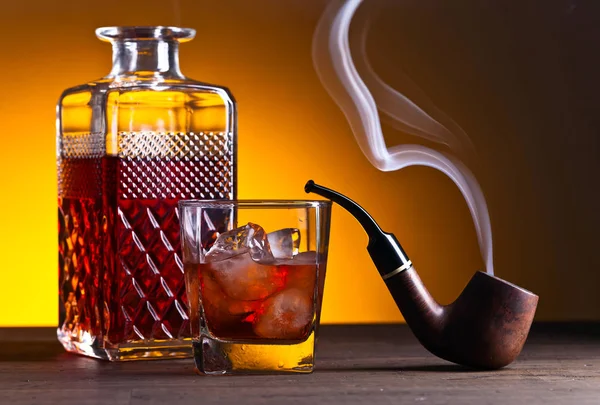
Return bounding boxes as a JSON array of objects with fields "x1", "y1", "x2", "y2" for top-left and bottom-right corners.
[{"x1": 366, "y1": 0, "x2": 600, "y2": 319}]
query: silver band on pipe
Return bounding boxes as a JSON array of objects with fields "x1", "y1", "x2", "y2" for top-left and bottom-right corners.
[{"x1": 382, "y1": 261, "x2": 413, "y2": 280}]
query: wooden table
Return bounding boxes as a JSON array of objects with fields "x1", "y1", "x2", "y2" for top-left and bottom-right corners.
[{"x1": 1, "y1": 324, "x2": 599, "y2": 404}]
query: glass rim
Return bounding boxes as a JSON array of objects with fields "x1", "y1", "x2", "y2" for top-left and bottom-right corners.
[
  {"x1": 178, "y1": 199, "x2": 332, "y2": 209},
  {"x1": 96, "y1": 26, "x2": 196, "y2": 43}
]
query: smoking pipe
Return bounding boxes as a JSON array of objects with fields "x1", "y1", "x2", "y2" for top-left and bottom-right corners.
[{"x1": 305, "y1": 180, "x2": 538, "y2": 369}]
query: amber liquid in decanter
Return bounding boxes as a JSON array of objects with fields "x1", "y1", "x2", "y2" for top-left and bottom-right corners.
[{"x1": 57, "y1": 27, "x2": 236, "y2": 361}]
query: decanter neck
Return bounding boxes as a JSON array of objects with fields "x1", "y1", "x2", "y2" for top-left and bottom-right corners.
[{"x1": 109, "y1": 39, "x2": 184, "y2": 79}]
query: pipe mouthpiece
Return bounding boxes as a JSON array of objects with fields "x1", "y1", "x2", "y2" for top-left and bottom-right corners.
[
  {"x1": 304, "y1": 180, "x2": 411, "y2": 276},
  {"x1": 304, "y1": 180, "x2": 381, "y2": 236},
  {"x1": 304, "y1": 180, "x2": 316, "y2": 194}
]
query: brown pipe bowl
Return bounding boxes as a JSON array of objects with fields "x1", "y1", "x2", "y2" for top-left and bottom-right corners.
[{"x1": 435, "y1": 271, "x2": 539, "y2": 369}]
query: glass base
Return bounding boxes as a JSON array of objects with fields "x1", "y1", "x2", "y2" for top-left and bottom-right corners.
[
  {"x1": 194, "y1": 332, "x2": 316, "y2": 375},
  {"x1": 57, "y1": 328, "x2": 192, "y2": 361}
]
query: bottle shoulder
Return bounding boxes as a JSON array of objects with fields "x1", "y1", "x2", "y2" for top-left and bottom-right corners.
[
  {"x1": 57, "y1": 80, "x2": 111, "y2": 107},
  {"x1": 111, "y1": 77, "x2": 234, "y2": 103},
  {"x1": 59, "y1": 76, "x2": 234, "y2": 97},
  {"x1": 179, "y1": 77, "x2": 235, "y2": 101},
  {"x1": 57, "y1": 76, "x2": 236, "y2": 136},
  {"x1": 59, "y1": 77, "x2": 236, "y2": 109}
]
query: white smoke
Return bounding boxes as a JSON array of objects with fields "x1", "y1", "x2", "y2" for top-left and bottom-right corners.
[
  {"x1": 352, "y1": 13, "x2": 476, "y2": 157},
  {"x1": 313, "y1": 0, "x2": 494, "y2": 274}
]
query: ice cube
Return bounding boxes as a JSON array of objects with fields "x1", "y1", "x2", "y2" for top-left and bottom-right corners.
[
  {"x1": 200, "y1": 270, "x2": 259, "y2": 328},
  {"x1": 227, "y1": 299, "x2": 260, "y2": 316},
  {"x1": 253, "y1": 288, "x2": 314, "y2": 340},
  {"x1": 205, "y1": 223, "x2": 272, "y2": 263},
  {"x1": 204, "y1": 223, "x2": 287, "y2": 301},
  {"x1": 267, "y1": 228, "x2": 300, "y2": 259},
  {"x1": 207, "y1": 253, "x2": 286, "y2": 301},
  {"x1": 200, "y1": 270, "x2": 231, "y2": 327},
  {"x1": 291, "y1": 251, "x2": 317, "y2": 264},
  {"x1": 285, "y1": 254, "x2": 317, "y2": 296}
]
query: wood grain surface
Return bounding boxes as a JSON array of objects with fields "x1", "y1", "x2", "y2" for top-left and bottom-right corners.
[{"x1": 0, "y1": 324, "x2": 599, "y2": 405}]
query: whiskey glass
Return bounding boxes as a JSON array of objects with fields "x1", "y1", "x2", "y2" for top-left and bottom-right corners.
[{"x1": 179, "y1": 200, "x2": 331, "y2": 374}]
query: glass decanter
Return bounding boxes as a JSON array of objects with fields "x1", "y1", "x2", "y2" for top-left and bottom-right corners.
[{"x1": 57, "y1": 26, "x2": 236, "y2": 361}]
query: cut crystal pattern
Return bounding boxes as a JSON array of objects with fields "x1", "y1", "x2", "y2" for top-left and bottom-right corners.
[
  {"x1": 57, "y1": 133, "x2": 104, "y2": 198},
  {"x1": 118, "y1": 132, "x2": 234, "y2": 200},
  {"x1": 114, "y1": 198, "x2": 189, "y2": 343},
  {"x1": 60, "y1": 132, "x2": 105, "y2": 158},
  {"x1": 58, "y1": 197, "x2": 103, "y2": 341},
  {"x1": 58, "y1": 130, "x2": 235, "y2": 357}
]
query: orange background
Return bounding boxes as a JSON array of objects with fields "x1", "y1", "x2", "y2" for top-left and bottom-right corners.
[{"x1": 1, "y1": 0, "x2": 598, "y2": 326}]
